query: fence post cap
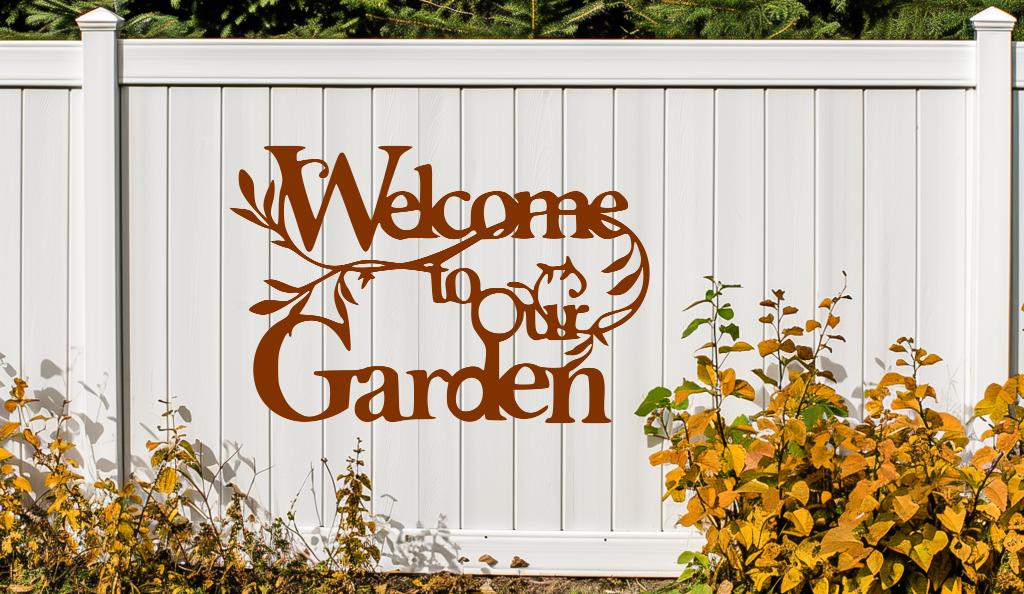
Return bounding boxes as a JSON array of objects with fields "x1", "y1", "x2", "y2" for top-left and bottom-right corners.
[
  {"x1": 76, "y1": 7, "x2": 124, "y2": 32},
  {"x1": 971, "y1": 7, "x2": 1016, "y2": 31}
]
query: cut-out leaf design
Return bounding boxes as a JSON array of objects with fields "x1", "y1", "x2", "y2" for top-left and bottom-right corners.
[
  {"x1": 250, "y1": 299, "x2": 291, "y2": 315},
  {"x1": 609, "y1": 267, "x2": 642, "y2": 296}
]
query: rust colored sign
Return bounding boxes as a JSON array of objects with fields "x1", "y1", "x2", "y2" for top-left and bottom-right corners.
[{"x1": 233, "y1": 146, "x2": 649, "y2": 423}]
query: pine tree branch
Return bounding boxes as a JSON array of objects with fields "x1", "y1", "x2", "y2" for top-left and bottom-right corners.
[
  {"x1": 364, "y1": 12, "x2": 462, "y2": 33},
  {"x1": 659, "y1": 0, "x2": 739, "y2": 13},
  {"x1": 417, "y1": 0, "x2": 473, "y2": 17},
  {"x1": 767, "y1": 16, "x2": 798, "y2": 38}
]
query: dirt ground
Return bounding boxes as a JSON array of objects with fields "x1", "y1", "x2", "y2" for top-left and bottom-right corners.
[{"x1": 378, "y1": 573, "x2": 677, "y2": 594}]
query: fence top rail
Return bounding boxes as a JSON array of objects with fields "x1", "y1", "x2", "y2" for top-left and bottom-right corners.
[{"x1": 0, "y1": 39, "x2": 980, "y2": 88}]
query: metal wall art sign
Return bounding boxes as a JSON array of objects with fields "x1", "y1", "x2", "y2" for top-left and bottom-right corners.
[{"x1": 233, "y1": 146, "x2": 649, "y2": 424}]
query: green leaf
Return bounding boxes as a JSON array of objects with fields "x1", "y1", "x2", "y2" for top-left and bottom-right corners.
[
  {"x1": 803, "y1": 403, "x2": 825, "y2": 430},
  {"x1": 695, "y1": 553, "x2": 710, "y2": 567},
  {"x1": 752, "y1": 368, "x2": 778, "y2": 387},
  {"x1": 823, "y1": 401, "x2": 849, "y2": 418},
  {"x1": 718, "y1": 307, "x2": 734, "y2": 320},
  {"x1": 677, "y1": 380, "x2": 702, "y2": 392},
  {"x1": 682, "y1": 318, "x2": 710, "y2": 338},
  {"x1": 683, "y1": 299, "x2": 711, "y2": 312},
  {"x1": 689, "y1": 585, "x2": 712, "y2": 594},
  {"x1": 677, "y1": 551, "x2": 695, "y2": 565},
  {"x1": 720, "y1": 323, "x2": 739, "y2": 341},
  {"x1": 635, "y1": 386, "x2": 672, "y2": 416},
  {"x1": 643, "y1": 424, "x2": 661, "y2": 436}
]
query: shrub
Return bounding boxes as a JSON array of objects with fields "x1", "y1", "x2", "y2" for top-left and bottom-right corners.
[
  {"x1": 640, "y1": 276, "x2": 1024, "y2": 594},
  {"x1": 0, "y1": 379, "x2": 380, "y2": 594}
]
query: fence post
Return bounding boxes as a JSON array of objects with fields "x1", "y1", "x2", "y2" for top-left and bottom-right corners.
[
  {"x1": 971, "y1": 7, "x2": 1016, "y2": 404},
  {"x1": 76, "y1": 8, "x2": 125, "y2": 484}
]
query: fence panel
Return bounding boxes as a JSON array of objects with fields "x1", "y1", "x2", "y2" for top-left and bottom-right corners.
[{"x1": 3, "y1": 24, "x2": 1021, "y2": 574}]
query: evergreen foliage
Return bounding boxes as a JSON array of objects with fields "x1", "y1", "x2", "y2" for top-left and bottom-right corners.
[
  {"x1": 345, "y1": 0, "x2": 614, "y2": 38},
  {"x1": 0, "y1": 0, "x2": 1021, "y2": 39}
]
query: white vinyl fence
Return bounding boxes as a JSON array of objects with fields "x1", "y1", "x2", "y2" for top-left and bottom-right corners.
[{"x1": 0, "y1": 7, "x2": 1021, "y2": 576}]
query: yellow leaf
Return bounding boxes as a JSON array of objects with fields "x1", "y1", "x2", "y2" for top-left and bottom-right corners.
[
  {"x1": 758, "y1": 339, "x2": 780, "y2": 357},
  {"x1": 971, "y1": 446, "x2": 998, "y2": 469},
  {"x1": 893, "y1": 494, "x2": 920, "y2": 523},
  {"x1": 921, "y1": 353, "x2": 942, "y2": 366},
  {"x1": 735, "y1": 479, "x2": 769, "y2": 493},
  {"x1": 3, "y1": 401, "x2": 16, "y2": 413},
  {"x1": 22, "y1": 429, "x2": 38, "y2": 448},
  {"x1": 733, "y1": 380, "x2": 757, "y2": 401},
  {"x1": 0, "y1": 448, "x2": 12, "y2": 463},
  {"x1": 145, "y1": 440, "x2": 162, "y2": 452},
  {"x1": 867, "y1": 516, "x2": 896, "y2": 545},
  {"x1": 784, "y1": 508, "x2": 813, "y2": 537},
  {"x1": 785, "y1": 418, "x2": 807, "y2": 446},
  {"x1": 720, "y1": 368, "x2": 736, "y2": 397},
  {"x1": 985, "y1": 477, "x2": 1009, "y2": 511},
  {"x1": 155, "y1": 467, "x2": 177, "y2": 494},
  {"x1": 975, "y1": 394, "x2": 1008, "y2": 419},
  {"x1": 727, "y1": 444, "x2": 746, "y2": 474},
  {"x1": 840, "y1": 453, "x2": 868, "y2": 478},
  {"x1": 938, "y1": 503, "x2": 966, "y2": 534},
  {"x1": 881, "y1": 556, "x2": 905, "y2": 590},
  {"x1": 11, "y1": 475, "x2": 30, "y2": 493},
  {"x1": 781, "y1": 567, "x2": 803, "y2": 593},
  {"x1": 790, "y1": 480, "x2": 810, "y2": 505},
  {"x1": 909, "y1": 524, "x2": 948, "y2": 571},
  {"x1": 866, "y1": 549, "x2": 884, "y2": 575},
  {"x1": 731, "y1": 341, "x2": 754, "y2": 352},
  {"x1": 1005, "y1": 531, "x2": 1024, "y2": 553},
  {"x1": 940, "y1": 577, "x2": 962, "y2": 594},
  {"x1": 0, "y1": 422, "x2": 19, "y2": 440},
  {"x1": 697, "y1": 364, "x2": 715, "y2": 387}
]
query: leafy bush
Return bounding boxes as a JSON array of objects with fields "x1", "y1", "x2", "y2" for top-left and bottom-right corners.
[
  {"x1": 641, "y1": 276, "x2": 1024, "y2": 594},
  {"x1": 0, "y1": 378, "x2": 380, "y2": 594}
]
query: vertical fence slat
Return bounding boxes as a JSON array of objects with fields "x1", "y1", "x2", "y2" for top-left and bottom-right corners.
[
  {"x1": 416, "y1": 87, "x2": 462, "y2": 533},
  {"x1": 612, "y1": 88, "x2": 664, "y2": 532},
  {"x1": 22, "y1": 89, "x2": 69, "y2": 488},
  {"x1": 663, "y1": 88, "x2": 714, "y2": 531},
  {"x1": 222, "y1": 87, "x2": 271, "y2": 515},
  {"x1": 765, "y1": 90, "x2": 815, "y2": 326},
  {"x1": 68, "y1": 88, "x2": 85, "y2": 471},
  {"x1": 863, "y1": 90, "x2": 917, "y2": 388},
  {"x1": 371, "y1": 87, "x2": 420, "y2": 529},
  {"x1": 267, "y1": 87, "x2": 324, "y2": 524},
  {"x1": 168, "y1": 87, "x2": 222, "y2": 511},
  {"x1": 461, "y1": 88, "x2": 515, "y2": 530},
  {"x1": 918, "y1": 90, "x2": 968, "y2": 419},
  {"x1": 563, "y1": 88, "x2": 613, "y2": 532},
  {"x1": 0, "y1": 89, "x2": 21, "y2": 431},
  {"x1": 815, "y1": 90, "x2": 865, "y2": 418},
  {"x1": 124, "y1": 86, "x2": 168, "y2": 478},
  {"x1": 322, "y1": 87, "x2": 374, "y2": 519},
  {"x1": 513, "y1": 88, "x2": 563, "y2": 531},
  {"x1": 714, "y1": 89, "x2": 765, "y2": 412}
]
